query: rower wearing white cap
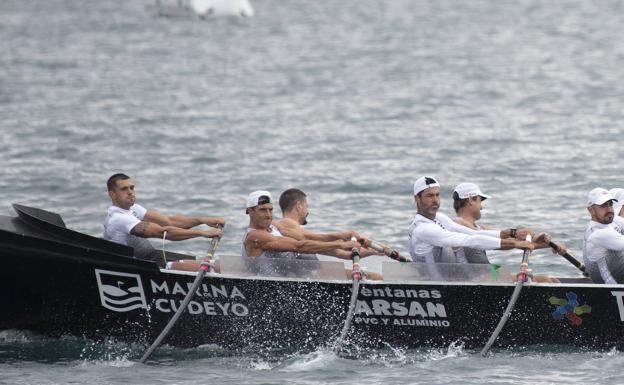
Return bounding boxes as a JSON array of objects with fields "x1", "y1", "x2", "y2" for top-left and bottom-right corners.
[
  {"x1": 582, "y1": 187, "x2": 624, "y2": 284},
  {"x1": 407, "y1": 176, "x2": 534, "y2": 264},
  {"x1": 451, "y1": 182, "x2": 561, "y2": 283},
  {"x1": 452, "y1": 182, "x2": 537, "y2": 263},
  {"x1": 242, "y1": 190, "x2": 362, "y2": 260},
  {"x1": 452, "y1": 182, "x2": 496, "y2": 264}
]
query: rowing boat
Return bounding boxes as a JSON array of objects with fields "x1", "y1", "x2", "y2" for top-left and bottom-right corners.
[{"x1": 0, "y1": 204, "x2": 621, "y2": 351}]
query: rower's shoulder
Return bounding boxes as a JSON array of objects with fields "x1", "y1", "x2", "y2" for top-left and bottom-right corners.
[
  {"x1": 453, "y1": 216, "x2": 473, "y2": 228},
  {"x1": 274, "y1": 218, "x2": 299, "y2": 230}
]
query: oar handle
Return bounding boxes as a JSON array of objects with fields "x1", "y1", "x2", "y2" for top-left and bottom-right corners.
[
  {"x1": 517, "y1": 234, "x2": 532, "y2": 282},
  {"x1": 350, "y1": 237, "x2": 362, "y2": 280},
  {"x1": 369, "y1": 241, "x2": 413, "y2": 262},
  {"x1": 202, "y1": 224, "x2": 223, "y2": 272},
  {"x1": 548, "y1": 241, "x2": 587, "y2": 274}
]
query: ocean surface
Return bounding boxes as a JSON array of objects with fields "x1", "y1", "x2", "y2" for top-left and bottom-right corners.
[{"x1": 2, "y1": 0, "x2": 624, "y2": 383}]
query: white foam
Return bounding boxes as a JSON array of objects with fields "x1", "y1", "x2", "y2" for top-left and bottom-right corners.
[
  {"x1": 190, "y1": 0, "x2": 254, "y2": 17},
  {"x1": 280, "y1": 349, "x2": 336, "y2": 372},
  {"x1": 0, "y1": 329, "x2": 35, "y2": 343}
]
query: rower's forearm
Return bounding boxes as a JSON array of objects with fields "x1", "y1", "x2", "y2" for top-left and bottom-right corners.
[
  {"x1": 307, "y1": 232, "x2": 345, "y2": 242},
  {"x1": 168, "y1": 215, "x2": 201, "y2": 229},
  {"x1": 168, "y1": 215, "x2": 223, "y2": 229},
  {"x1": 295, "y1": 240, "x2": 348, "y2": 254},
  {"x1": 162, "y1": 226, "x2": 203, "y2": 241},
  {"x1": 321, "y1": 249, "x2": 351, "y2": 259}
]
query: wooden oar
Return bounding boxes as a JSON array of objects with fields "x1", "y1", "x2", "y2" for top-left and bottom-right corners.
[
  {"x1": 332, "y1": 237, "x2": 362, "y2": 354},
  {"x1": 369, "y1": 241, "x2": 413, "y2": 262},
  {"x1": 139, "y1": 228, "x2": 222, "y2": 364},
  {"x1": 480, "y1": 235, "x2": 532, "y2": 357},
  {"x1": 548, "y1": 241, "x2": 588, "y2": 276}
]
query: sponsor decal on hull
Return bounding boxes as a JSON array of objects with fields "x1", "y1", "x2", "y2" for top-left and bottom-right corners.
[
  {"x1": 148, "y1": 279, "x2": 249, "y2": 316},
  {"x1": 549, "y1": 291, "x2": 591, "y2": 326},
  {"x1": 353, "y1": 286, "x2": 450, "y2": 328},
  {"x1": 95, "y1": 269, "x2": 148, "y2": 312},
  {"x1": 94, "y1": 270, "x2": 250, "y2": 317}
]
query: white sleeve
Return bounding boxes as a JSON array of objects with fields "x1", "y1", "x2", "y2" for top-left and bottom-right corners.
[
  {"x1": 110, "y1": 212, "x2": 141, "y2": 234},
  {"x1": 415, "y1": 222, "x2": 501, "y2": 250},
  {"x1": 597, "y1": 258, "x2": 617, "y2": 284},
  {"x1": 437, "y1": 213, "x2": 500, "y2": 238},
  {"x1": 131, "y1": 204, "x2": 147, "y2": 220},
  {"x1": 591, "y1": 228, "x2": 624, "y2": 251}
]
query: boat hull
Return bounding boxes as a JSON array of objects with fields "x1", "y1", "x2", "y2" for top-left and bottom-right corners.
[{"x1": 1, "y1": 204, "x2": 623, "y2": 351}]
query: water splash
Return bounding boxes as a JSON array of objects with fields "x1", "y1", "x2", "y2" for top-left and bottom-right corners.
[
  {"x1": 79, "y1": 338, "x2": 141, "y2": 365},
  {"x1": 0, "y1": 329, "x2": 36, "y2": 344},
  {"x1": 279, "y1": 348, "x2": 337, "y2": 372}
]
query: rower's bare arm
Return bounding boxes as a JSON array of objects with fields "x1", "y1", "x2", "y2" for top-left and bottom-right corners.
[
  {"x1": 273, "y1": 220, "x2": 307, "y2": 240},
  {"x1": 274, "y1": 220, "x2": 353, "y2": 242},
  {"x1": 500, "y1": 227, "x2": 534, "y2": 239},
  {"x1": 194, "y1": 216, "x2": 226, "y2": 228},
  {"x1": 167, "y1": 214, "x2": 225, "y2": 229},
  {"x1": 143, "y1": 210, "x2": 172, "y2": 226},
  {"x1": 144, "y1": 210, "x2": 225, "y2": 229},
  {"x1": 130, "y1": 222, "x2": 223, "y2": 240},
  {"x1": 248, "y1": 231, "x2": 359, "y2": 255},
  {"x1": 324, "y1": 247, "x2": 381, "y2": 259},
  {"x1": 532, "y1": 232, "x2": 552, "y2": 249},
  {"x1": 499, "y1": 239, "x2": 534, "y2": 250}
]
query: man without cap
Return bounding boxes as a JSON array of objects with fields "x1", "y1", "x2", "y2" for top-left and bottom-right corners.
[
  {"x1": 104, "y1": 173, "x2": 224, "y2": 271},
  {"x1": 242, "y1": 190, "x2": 378, "y2": 279},
  {"x1": 583, "y1": 187, "x2": 624, "y2": 284},
  {"x1": 274, "y1": 188, "x2": 389, "y2": 260},
  {"x1": 408, "y1": 176, "x2": 536, "y2": 264}
]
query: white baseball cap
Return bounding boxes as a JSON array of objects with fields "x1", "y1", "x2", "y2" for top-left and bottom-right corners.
[
  {"x1": 610, "y1": 188, "x2": 624, "y2": 213},
  {"x1": 246, "y1": 190, "x2": 272, "y2": 209},
  {"x1": 454, "y1": 182, "x2": 491, "y2": 200},
  {"x1": 414, "y1": 176, "x2": 440, "y2": 195},
  {"x1": 587, "y1": 187, "x2": 617, "y2": 207}
]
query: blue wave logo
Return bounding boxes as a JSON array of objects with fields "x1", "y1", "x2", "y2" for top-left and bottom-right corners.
[{"x1": 95, "y1": 269, "x2": 147, "y2": 312}]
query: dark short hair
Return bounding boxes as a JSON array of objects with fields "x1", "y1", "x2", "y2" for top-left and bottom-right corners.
[
  {"x1": 279, "y1": 188, "x2": 307, "y2": 213},
  {"x1": 107, "y1": 173, "x2": 130, "y2": 191}
]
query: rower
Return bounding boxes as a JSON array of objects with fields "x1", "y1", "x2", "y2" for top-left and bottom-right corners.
[
  {"x1": 274, "y1": 188, "x2": 388, "y2": 260},
  {"x1": 241, "y1": 190, "x2": 379, "y2": 279},
  {"x1": 583, "y1": 187, "x2": 624, "y2": 284},
  {"x1": 452, "y1": 182, "x2": 560, "y2": 283},
  {"x1": 407, "y1": 176, "x2": 535, "y2": 264},
  {"x1": 103, "y1": 173, "x2": 224, "y2": 271}
]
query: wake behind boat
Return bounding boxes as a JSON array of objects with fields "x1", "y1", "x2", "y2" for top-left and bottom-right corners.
[{"x1": 1, "y1": 204, "x2": 623, "y2": 353}]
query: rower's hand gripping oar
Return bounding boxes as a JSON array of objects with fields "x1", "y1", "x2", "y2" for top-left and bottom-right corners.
[
  {"x1": 548, "y1": 241, "x2": 588, "y2": 276},
  {"x1": 480, "y1": 235, "x2": 533, "y2": 357},
  {"x1": 139, "y1": 225, "x2": 223, "y2": 364},
  {"x1": 368, "y1": 241, "x2": 412, "y2": 262},
  {"x1": 333, "y1": 237, "x2": 363, "y2": 354}
]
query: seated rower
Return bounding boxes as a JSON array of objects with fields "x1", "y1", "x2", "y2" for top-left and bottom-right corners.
[
  {"x1": 452, "y1": 182, "x2": 559, "y2": 283},
  {"x1": 242, "y1": 190, "x2": 381, "y2": 280},
  {"x1": 407, "y1": 176, "x2": 537, "y2": 265},
  {"x1": 583, "y1": 187, "x2": 624, "y2": 284},
  {"x1": 103, "y1": 173, "x2": 224, "y2": 271},
  {"x1": 274, "y1": 188, "x2": 389, "y2": 260}
]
